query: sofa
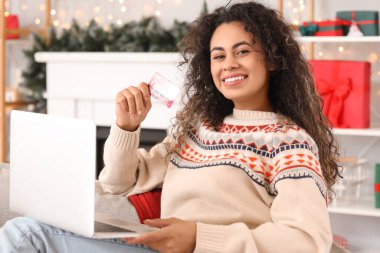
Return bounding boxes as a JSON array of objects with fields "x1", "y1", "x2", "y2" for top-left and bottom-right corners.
[{"x1": 0, "y1": 166, "x2": 349, "y2": 253}]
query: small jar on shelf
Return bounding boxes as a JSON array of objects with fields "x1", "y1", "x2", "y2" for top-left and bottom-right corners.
[{"x1": 332, "y1": 157, "x2": 374, "y2": 207}]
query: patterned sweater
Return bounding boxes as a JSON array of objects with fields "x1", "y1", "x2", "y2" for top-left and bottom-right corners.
[{"x1": 99, "y1": 109, "x2": 332, "y2": 253}]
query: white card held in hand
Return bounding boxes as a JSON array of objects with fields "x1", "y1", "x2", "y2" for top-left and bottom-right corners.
[{"x1": 148, "y1": 72, "x2": 180, "y2": 108}]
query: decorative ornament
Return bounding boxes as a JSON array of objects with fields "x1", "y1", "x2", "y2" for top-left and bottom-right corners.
[{"x1": 347, "y1": 20, "x2": 363, "y2": 37}]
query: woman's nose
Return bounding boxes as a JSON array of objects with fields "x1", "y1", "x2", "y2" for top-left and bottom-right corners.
[{"x1": 223, "y1": 55, "x2": 239, "y2": 71}]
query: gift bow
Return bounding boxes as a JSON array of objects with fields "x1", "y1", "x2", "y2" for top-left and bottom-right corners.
[
  {"x1": 316, "y1": 78, "x2": 352, "y2": 128},
  {"x1": 300, "y1": 23, "x2": 318, "y2": 36}
]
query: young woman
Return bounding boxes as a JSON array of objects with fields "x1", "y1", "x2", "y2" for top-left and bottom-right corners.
[{"x1": 0, "y1": 1, "x2": 340, "y2": 253}]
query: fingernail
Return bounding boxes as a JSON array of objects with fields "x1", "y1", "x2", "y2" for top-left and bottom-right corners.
[
  {"x1": 143, "y1": 219, "x2": 151, "y2": 224},
  {"x1": 132, "y1": 114, "x2": 136, "y2": 118},
  {"x1": 138, "y1": 110, "x2": 142, "y2": 115}
]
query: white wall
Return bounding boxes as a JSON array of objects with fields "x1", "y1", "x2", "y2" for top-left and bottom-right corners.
[{"x1": 7, "y1": 0, "x2": 380, "y2": 123}]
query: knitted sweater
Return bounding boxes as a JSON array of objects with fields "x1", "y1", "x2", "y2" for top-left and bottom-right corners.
[{"x1": 99, "y1": 109, "x2": 332, "y2": 253}]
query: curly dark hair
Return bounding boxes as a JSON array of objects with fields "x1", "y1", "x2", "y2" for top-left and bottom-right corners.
[{"x1": 173, "y1": 1, "x2": 341, "y2": 198}]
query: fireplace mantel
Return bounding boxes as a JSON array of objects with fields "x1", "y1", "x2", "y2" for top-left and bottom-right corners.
[{"x1": 35, "y1": 52, "x2": 184, "y2": 130}]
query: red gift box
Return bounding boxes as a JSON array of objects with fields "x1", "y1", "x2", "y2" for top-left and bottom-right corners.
[
  {"x1": 5, "y1": 15, "x2": 20, "y2": 39},
  {"x1": 309, "y1": 60, "x2": 371, "y2": 128}
]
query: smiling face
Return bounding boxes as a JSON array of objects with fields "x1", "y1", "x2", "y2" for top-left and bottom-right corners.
[{"x1": 210, "y1": 22, "x2": 272, "y2": 111}]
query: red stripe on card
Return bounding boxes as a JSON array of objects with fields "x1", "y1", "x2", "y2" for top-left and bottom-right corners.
[{"x1": 375, "y1": 184, "x2": 380, "y2": 192}]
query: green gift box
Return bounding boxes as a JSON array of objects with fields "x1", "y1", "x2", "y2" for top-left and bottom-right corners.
[{"x1": 336, "y1": 11, "x2": 379, "y2": 36}]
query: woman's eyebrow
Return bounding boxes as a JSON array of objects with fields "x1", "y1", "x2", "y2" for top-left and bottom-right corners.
[{"x1": 210, "y1": 41, "x2": 253, "y2": 53}]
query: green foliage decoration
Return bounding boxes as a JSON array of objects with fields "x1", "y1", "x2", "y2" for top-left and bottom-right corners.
[{"x1": 20, "y1": 17, "x2": 191, "y2": 110}]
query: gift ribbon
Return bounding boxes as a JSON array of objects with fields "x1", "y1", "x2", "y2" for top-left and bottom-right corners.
[
  {"x1": 375, "y1": 184, "x2": 380, "y2": 193},
  {"x1": 316, "y1": 78, "x2": 352, "y2": 127},
  {"x1": 300, "y1": 23, "x2": 318, "y2": 36}
]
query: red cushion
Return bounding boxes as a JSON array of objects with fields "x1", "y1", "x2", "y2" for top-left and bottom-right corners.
[{"x1": 128, "y1": 189, "x2": 162, "y2": 223}]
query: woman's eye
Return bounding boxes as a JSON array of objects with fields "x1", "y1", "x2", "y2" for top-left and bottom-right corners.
[
  {"x1": 237, "y1": 50, "x2": 249, "y2": 55},
  {"x1": 212, "y1": 55, "x2": 225, "y2": 60}
]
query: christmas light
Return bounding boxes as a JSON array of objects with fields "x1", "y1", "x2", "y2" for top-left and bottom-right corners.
[
  {"x1": 157, "y1": 0, "x2": 163, "y2": 3},
  {"x1": 119, "y1": 0, "x2": 124, "y2": 3},
  {"x1": 293, "y1": 8, "x2": 298, "y2": 13},
  {"x1": 95, "y1": 17, "x2": 103, "y2": 23},
  {"x1": 121, "y1": 6, "x2": 126, "y2": 12},
  {"x1": 318, "y1": 51, "x2": 324, "y2": 57},
  {"x1": 287, "y1": 1, "x2": 292, "y2": 7},
  {"x1": 21, "y1": 4, "x2": 28, "y2": 10},
  {"x1": 53, "y1": 20, "x2": 60, "y2": 27},
  {"x1": 108, "y1": 0, "x2": 114, "y2": 2},
  {"x1": 292, "y1": 20, "x2": 299, "y2": 25},
  {"x1": 368, "y1": 53, "x2": 379, "y2": 63},
  {"x1": 51, "y1": 9, "x2": 56, "y2": 16},
  {"x1": 35, "y1": 18, "x2": 41, "y2": 25},
  {"x1": 4, "y1": 11, "x2": 9, "y2": 17},
  {"x1": 107, "y1": 14, "x2": 113, "y2": 20},
  {"x1": 174, "y1": 0, "x2": 182, "y2": 4},
  {"x1": 338, "y1": 46, "x2": 344, "y2": 53},
  {"x1": 116, "y1": 19, "x2": 122, "y2": 25},
  {"x1": 39, "y1": 4, "x2": 45, "y2": 11},
  {"x1": 94, "y1": 6, "x2": 101, "y2": 13},
  {"x1": 155, "y1": 10, "x2": 161, "y2": 17}
]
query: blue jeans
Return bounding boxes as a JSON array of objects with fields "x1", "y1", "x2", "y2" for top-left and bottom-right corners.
[{"x1": 0, "y1": 217, "x2": 157, "y2": 253}]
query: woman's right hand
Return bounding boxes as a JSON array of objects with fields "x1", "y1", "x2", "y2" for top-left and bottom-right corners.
[{"x1": 115, "y1": 82, "x2": 152, "y2": 132}]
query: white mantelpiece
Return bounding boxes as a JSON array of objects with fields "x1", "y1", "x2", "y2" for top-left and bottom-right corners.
[{"x1": 35, "y1": 52, "x2": 184, "y2": 129}]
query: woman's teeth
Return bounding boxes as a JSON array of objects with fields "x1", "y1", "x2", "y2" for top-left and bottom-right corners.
[{"x1": 224, "y1": 76, "x2": 246, "y2": 83}]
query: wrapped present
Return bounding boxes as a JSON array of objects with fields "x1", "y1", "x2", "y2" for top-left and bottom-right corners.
[
  {"x1": 309, "y1": 60, "x2": 371, "y2": 128},
  {"x1": 337, "y1": 11, "x2": 379, "y2": 36},
  {"x1": 299, "y1": 22, "x2": 318, "y2": 36},
  {"x1": 5, "y1": 15, "x2": 20, "y2": 39},
  {"x1": 300, "y1": 20, "x2": 343, "y2": 36}
]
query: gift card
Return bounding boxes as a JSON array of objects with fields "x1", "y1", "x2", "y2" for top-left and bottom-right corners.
[{"x1": 148, "y1": 72, "x2": 180, "y2": 108}]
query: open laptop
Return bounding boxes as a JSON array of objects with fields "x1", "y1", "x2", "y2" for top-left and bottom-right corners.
[{"x1": 9, "y1": 110, "x2": 156, "y2": 238}]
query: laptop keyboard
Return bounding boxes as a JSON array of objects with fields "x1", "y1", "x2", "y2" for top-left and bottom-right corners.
[{"x1": 94, "y1": 221, "x2": 132, "y2": 233}]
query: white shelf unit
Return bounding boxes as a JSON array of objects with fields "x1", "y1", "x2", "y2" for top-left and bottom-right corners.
[
  {"x1": 333, "y1": 128, "x2": 380, "y2": 137},
  {"x1": 298, "y1": 36, "x2": 380, "y2": 43},
  {"x1": 301, "y1": 35, "x2": 380, "y2": 251},
  {"x1": 5, "y1": 40, "x2": 32, "y2": 47},
  {"x1": 329, "y1": 206, "x2": 380, "y2": 217}
]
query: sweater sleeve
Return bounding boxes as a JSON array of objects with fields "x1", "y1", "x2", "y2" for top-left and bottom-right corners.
[
  {"x1": 194, "y1": 129, "x2": 332, "y2": 253},
  {"x1": 98, "y1": 123, "x2": 171, "y2": 196}
]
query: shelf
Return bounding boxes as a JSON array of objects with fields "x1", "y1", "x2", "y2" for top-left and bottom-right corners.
[
  {"x1": 5, "y1": 100, "x2": 36, "y2": 108},
  {"x1": 333, "y1": 128, "x2": 380, "y2": 137},
  {"x1": 5, "y1": 39, "x2": 32, "y2": 46},
  {"x1": 297, "y1": 36, "x2": 380, "y2": 43},
  {"x1": 329, "y1": 206, "x2": 380, "y2": 217}
]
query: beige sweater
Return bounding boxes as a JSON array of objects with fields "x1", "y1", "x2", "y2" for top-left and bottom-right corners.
[{"x1": 99, "y1": 109, "x2": 332, "y2": 253}]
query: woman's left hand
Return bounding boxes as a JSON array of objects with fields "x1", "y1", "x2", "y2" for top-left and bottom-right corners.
[{"x1": 124, "y1": 218, "x2": 196, "y2": 253}]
